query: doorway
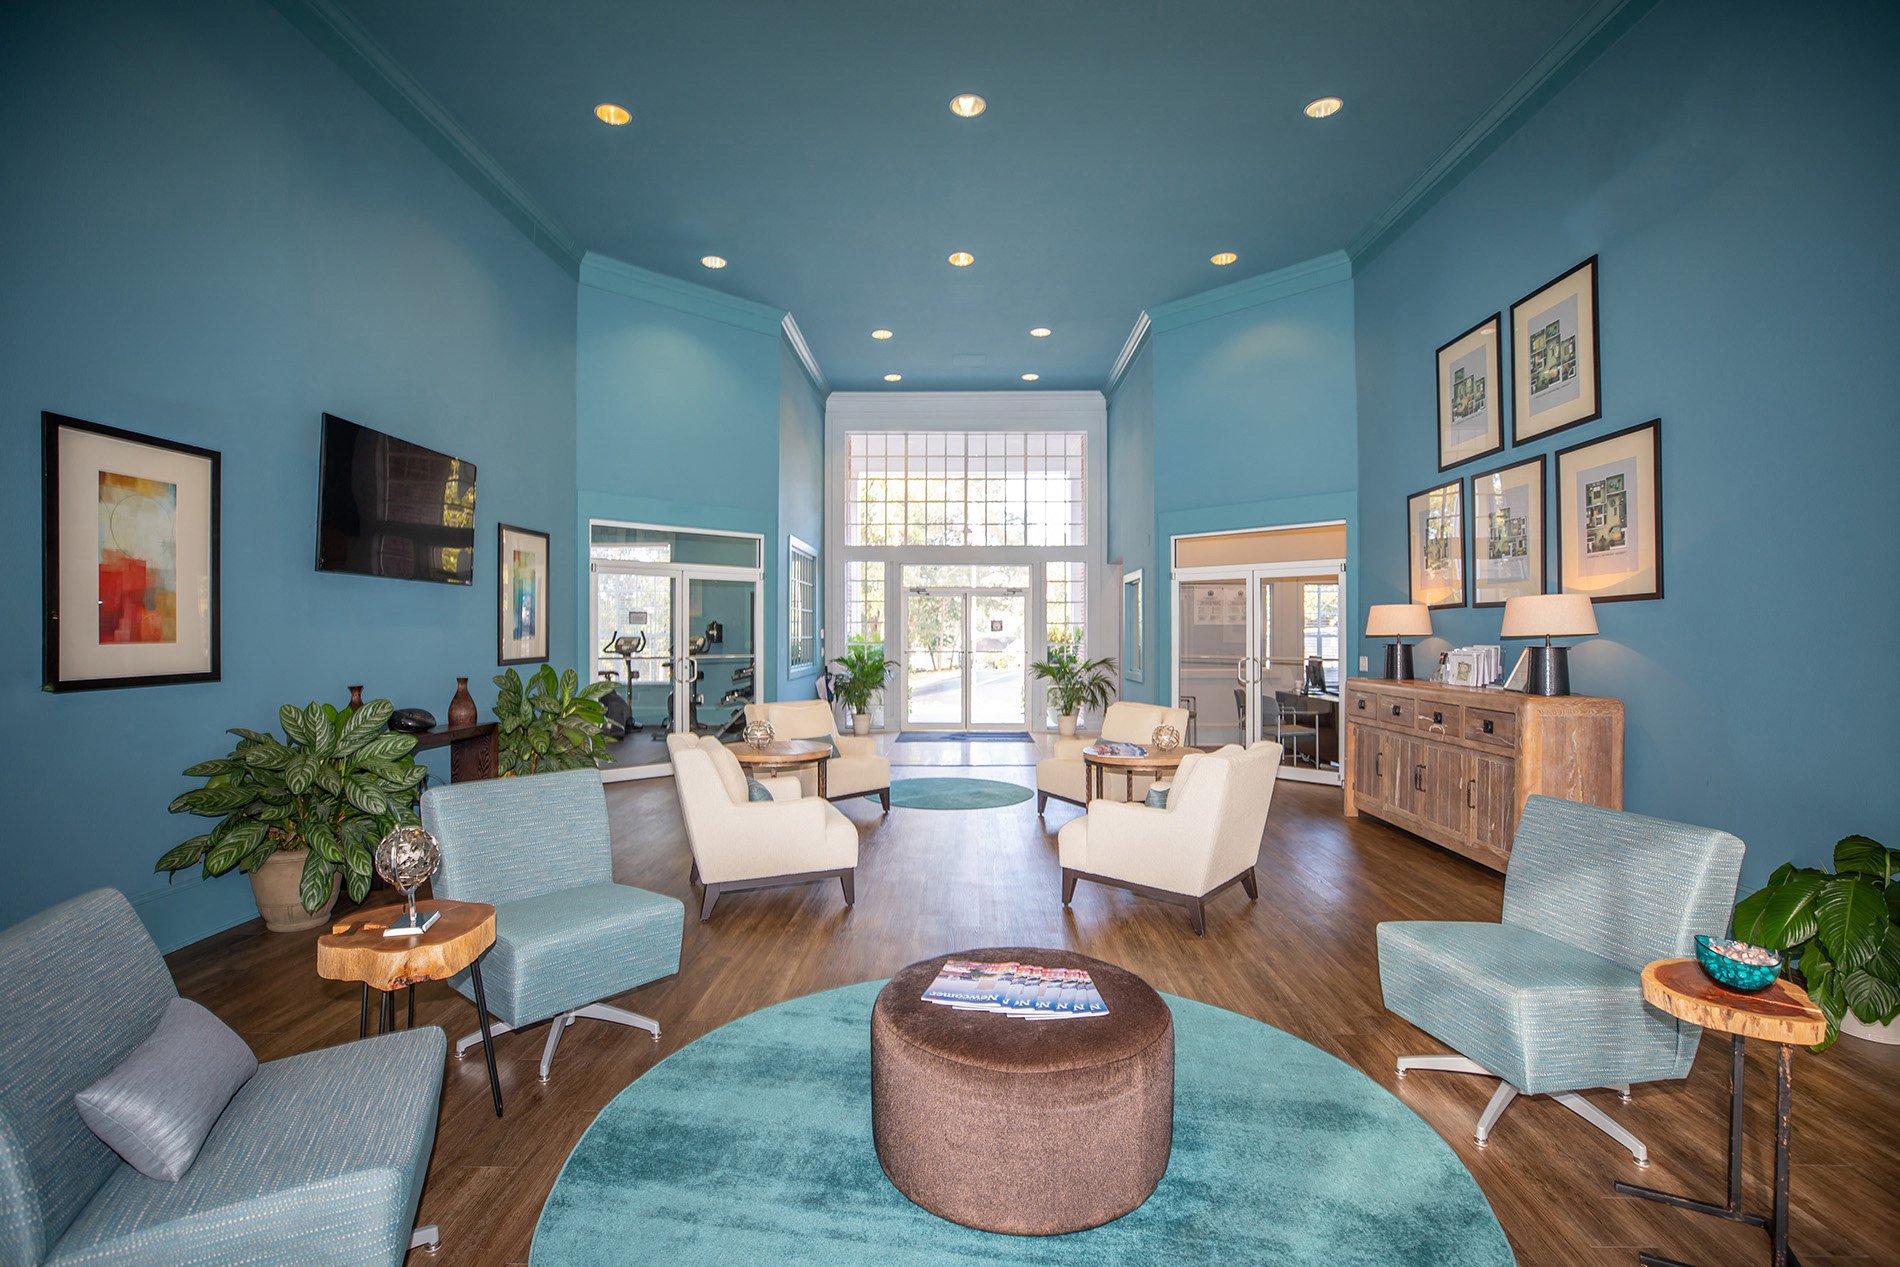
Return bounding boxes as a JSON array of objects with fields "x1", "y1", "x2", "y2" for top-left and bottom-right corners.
[{"x1": 902, "y1": 586, "x2": 1028, "y2": 730}]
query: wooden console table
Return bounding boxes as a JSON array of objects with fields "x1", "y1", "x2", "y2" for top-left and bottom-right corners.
[
  {"x1": 1341, "y1": 677, "x2": 1622, "y2": 871},
  {"x1": 411, "y1": 721, "x2": 499, "y2": 783}
]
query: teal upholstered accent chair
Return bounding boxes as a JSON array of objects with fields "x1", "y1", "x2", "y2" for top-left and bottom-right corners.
[
  {"x1": 421, "y1": 768, "x2": 684, "y2": 1083},
  {"x1": 1377, "y1": 796, "x2": 1744, "y2": 1165},
  {"x1": 0, "y1": 889, "x2": 444, "y2": 1266}
]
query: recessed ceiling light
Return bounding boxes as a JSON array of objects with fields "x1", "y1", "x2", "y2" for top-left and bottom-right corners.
[
  {"x1": 949, "y1": 93, "x2": 987, "y2": 118},
  {"x1": 1021, "y1": 373, "x2": 1040, "y2": 382},
  {"x1": 1303, "y1": 96, "x2": 1343, "y2": 119},
  {"x1": 1210, "y1": 252, "x2": 1238, "y2": 266},
  {"x1": 700, "y1": 255, "x2": 728, "y2": 269},
  {"x1": 871, "y1": 329, "x2": 893, "y2": 340},
  {"x1": 1030, "y1": 327, "x2": 1052, "y2": 338},
  {"x1": 594, "y1": 103, "x2": 631, "y2": 126},
  {"x1": 948, "y1": 251, "x2": 974, "y2": 268},
  {"x1": 884, "y1": 373, "x2": 903, "y2": 382}
]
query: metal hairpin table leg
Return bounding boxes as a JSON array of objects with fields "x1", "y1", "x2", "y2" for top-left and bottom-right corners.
[
  {"x1": 407, "y1": 984, "x2": 415, "y2": 1030},
  {"x1": 379, "y1": 989, "x2": 395, "y2": 1035},
  {"x1": 468, "y1": 959, "x2": 504, "y2": 1118},
  {"x1": 360, "y1": 984, "x2": 370, "y2": 1039}
]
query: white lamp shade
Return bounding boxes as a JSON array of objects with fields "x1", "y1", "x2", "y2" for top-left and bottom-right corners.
[
  {"x1": 1365, "y1": 603, "x2": 1432, "y2": 638},
  {"x1": 1500, "y1": 593, "x2": 1598, "y2": 638}
]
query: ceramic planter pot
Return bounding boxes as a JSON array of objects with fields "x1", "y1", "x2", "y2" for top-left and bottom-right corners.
[
  {"x1": 248, "y1": 847, "x2": 339, "y2": 933},
  {"x1": 1841, "y1": 1012, "x2": 1900, "y2": 1045},
  {"x1": 1058, "y1": 714, "x2": 1078, "y2": 737},
  {"x1": 852, "y1": 713, "x2": 871, "y2": 737}
]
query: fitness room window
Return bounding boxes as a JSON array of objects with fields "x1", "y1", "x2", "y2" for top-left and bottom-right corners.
[{"x1": 788, "y1": 537, "x2": 817, "y2": 673}]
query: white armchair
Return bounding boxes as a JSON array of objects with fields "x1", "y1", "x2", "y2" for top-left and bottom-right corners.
[
  {"x1": 1057, "y1": 741, "x2": 1281, "y2": 935},
  {"x1": 743, "y1": 699, "x2": 891, "y2": 811},
  {"x1": 1036, "y1": 701, "x2": 1191, "y2": 812},
  {"x1": 668, "y1": 733, "x2": 859, "y2": 920}
]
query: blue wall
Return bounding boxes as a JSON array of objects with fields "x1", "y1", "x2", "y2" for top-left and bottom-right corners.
[
  {"x1": 777, "y1": 343, "x2": 827, "y2": 700},
  {"x1": 1148, "y1": 257, "x2": 1362, "y2": 701},
  {"x1": 1106, "y1": 340, "x2": 1156, "y2": 701},
  {"x1": 1353, "y1": 0, "x2": 1900, "y2": 888},
  {"x1": 0, "y1": 0, "x2": 578, "y2": 948}
]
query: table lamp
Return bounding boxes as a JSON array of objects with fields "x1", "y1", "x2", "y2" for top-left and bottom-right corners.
[
  {"x1": 1365, "y1": 604, "x2": 1432, "y2": 681},
  {"x1": 1500, "y1": 593, "x2": 1597, "y2": 696}
]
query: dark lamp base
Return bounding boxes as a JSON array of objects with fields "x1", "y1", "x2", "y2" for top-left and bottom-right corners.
[
  {"x1": 1383, "y1": 642, "x2": 1414, "y2": 682},
  {"x1": 1526, "y1": 645, "x2": 1571, "y2": 696}
]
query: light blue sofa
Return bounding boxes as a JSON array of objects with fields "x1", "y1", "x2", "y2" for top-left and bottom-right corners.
[
  {"x1": 1378, "y1": 796, "x2": 1744, "y2": 1165},
  {"x1": 0, "y1": 890, "x2": 443, "y2": 1267}
]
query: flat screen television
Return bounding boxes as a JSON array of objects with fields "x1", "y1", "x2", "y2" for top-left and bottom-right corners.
[{"x1": 316, "y1": 413, "x2": 476, "y2": 584}]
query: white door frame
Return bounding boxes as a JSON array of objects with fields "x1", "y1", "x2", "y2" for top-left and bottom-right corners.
[
  {"x1": 1170, "y1": 556, "x2": 1347, "y2": 787},
  {"x1": 899, "y1": 583, "x2": 1030, "y2": 731}
]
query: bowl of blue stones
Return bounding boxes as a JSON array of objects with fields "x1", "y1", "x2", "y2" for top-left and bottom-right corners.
[{"x1": 1695, "y1": 935, "x2": 1782, "y2": 992}]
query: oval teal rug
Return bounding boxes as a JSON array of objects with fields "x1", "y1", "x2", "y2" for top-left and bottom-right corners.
[
  {"x1": 875, "y1": 777, "x2": 1034, "y2": 810},
  {"x1": 531, "y1": 982, "x2": 1515, "y2": 1265}
]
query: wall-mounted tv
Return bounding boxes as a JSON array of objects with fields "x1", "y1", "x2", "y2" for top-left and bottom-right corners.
[{"x1": 316, "y1": 413, "x2": 476, "y2": 584}]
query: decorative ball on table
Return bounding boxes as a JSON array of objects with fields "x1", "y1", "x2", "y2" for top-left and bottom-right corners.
[
  {"x1": 375, "y1": 825, "x2": 442, "y2": 937},
  {"x1": 1695, "y1": 934, "x2": 1781, "y2": 992},
  {"x1": 1151, "y1": 724, "x2": 1181, "y2": 752},
  {"x1": 743, "y1": 719, "x2": 776, "y2": 750}
]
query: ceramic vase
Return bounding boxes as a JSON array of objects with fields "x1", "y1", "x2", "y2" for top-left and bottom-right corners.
[
  {"x1": 852, "y1": 713, "x2": 871, "y2": 737},
  {"x1": 448, "y1": 676, "x2": 477, "y2": 727},
  {"x1": 249, "y1": 848, "x2": 339, "y2": 933}
]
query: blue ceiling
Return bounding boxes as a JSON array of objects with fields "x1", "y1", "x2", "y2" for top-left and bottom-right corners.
[{"x1": 326, "y1": 0, "x2": 1602, "y2": 391}]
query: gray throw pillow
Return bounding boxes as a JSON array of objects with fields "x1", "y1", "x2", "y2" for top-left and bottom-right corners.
[
  {"x1": 746, "y1": 777, "x2": 775, "y2": 802},
  {"x1": 1144, "y1": 785, "x2": 1170, "y2": 808},
  {"x1": 75, "y1": 996, "x2": 257, "y2": 1181}
]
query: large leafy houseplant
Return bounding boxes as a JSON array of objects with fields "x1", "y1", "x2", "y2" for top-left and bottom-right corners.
[
  {"x1": 157, "y1": 698, "x2": 424, "y2": 913},
  {"x1": 831, "y1": 642, "x2": 894, "y2": 717},
  {"x1": 1031, "y1": 639, "x2": 1118, "y2": 730},
  {"x1": 1731, "y1": 834, "x2": 1900, "y2": 1049},
  {"x1": 492, "y1": 665, "x2": 612, "y2": 775}
]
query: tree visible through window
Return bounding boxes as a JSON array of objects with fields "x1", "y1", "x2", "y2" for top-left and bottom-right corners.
[{"x1": 788, "y1": 539, "x2": 817, "y2": 671}]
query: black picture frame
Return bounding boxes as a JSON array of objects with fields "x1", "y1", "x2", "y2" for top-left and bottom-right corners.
[
  {"x1": 496, "y1": 522, "x2": 551, "y2": 665},
  {"x1": 1510, "y1": 255, "x2": 1602, "y2": 445},
  {"x1": 43, "y1": 412, "x2": 221, "y2": 691},
  {"x1": 1405, "y1": 478, "x2": 1468, "y2": 610},
  {"x1": 1555, "y1": 418, "x2": 1663, "y2": 603},
  {"x1": 1469, "y1": 454, "x2": 1547, "y2": 609},
  {"x1": 1436, "y1": 312, "x2": 1505, "y2": 471}
]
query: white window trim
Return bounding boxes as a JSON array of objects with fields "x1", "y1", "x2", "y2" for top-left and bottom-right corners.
[{"x1": 788, "y1": 534, "x2": 818, "y2": 676}]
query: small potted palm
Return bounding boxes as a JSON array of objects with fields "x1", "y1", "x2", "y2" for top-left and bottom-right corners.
[
  {"x1": 1032, "y1": 635, "x2": 1118, "y2": 737},
  {"x1": 832, "y1": 642, "x2": 894, "y2": 737}
]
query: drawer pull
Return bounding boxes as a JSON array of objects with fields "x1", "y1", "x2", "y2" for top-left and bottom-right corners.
[
  {"x1": 1391, "y1": 704, "x2": 1402, "y2": 717},
  {"x1": 1357, "y1": 698, "x2": 1367, "y2": 710},
  {"x1": 1374, "y1": 753, "x2": 1382, "y2": 777},
  {"x1": 1428, "y1": 723, "x2": 1447, "y2": 734},
  {"x1": 1432, "y1": 711, "x2": 1444, "y2": 725},
  {"x1": 1413, "y1": 765, "x2": 1424, "y2": 792},
  {"x1": 1482, "y1": 719, "x2": 1495, "y2": 734},
  {"x1": 1467, "y1": 779, "x2": 1476, "y2": 809}
]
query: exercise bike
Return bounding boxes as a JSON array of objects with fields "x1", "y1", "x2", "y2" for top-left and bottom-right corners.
[{"x1": 597, "y1": 630, "x2": 647, "y2": 741}]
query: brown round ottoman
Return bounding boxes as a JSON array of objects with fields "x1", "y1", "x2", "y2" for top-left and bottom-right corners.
[{"x1": 871, "y1": 947, "x2": 1173, "y2": 1235}]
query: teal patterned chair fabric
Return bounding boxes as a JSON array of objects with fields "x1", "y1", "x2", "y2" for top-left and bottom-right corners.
[
  {"x1": 0, "y1": 890, "x2": 443, "y2": 1267},
  {"x1": 420, "y1": 769, "x2": 684, "y2": 1082},
  {"x1": 1377, "y1": 796, "x2": 1744, "y2": 1164}
]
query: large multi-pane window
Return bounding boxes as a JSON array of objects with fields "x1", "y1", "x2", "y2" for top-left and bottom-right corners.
[
  {"x1": 1045, "y1": 562, "x2": 1086, "y2": 651},
  {"x1": 788, "y1": 539, "x2": 817, "y2": 671},
  {"x1": 845, "y1": 431, "x2": 1085, "y2": 548},
  {"x1": 845, "y1": 561, "x2": 885, "y2": 647},
  {"x1": 1302, "y1": 582, "x2": 1341, "y2": 688}
]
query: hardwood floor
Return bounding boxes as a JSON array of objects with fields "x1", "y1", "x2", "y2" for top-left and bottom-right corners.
[{"x1": 167, "y1": 748, "x2": 1900, "y2": 1265}]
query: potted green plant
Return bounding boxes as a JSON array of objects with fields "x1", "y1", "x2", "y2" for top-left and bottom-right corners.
[
  {"x1": 831, "y1": 642, "x2": 894, "y2": 737},
  {"x1": 1031, "y1": 637, "x2": 1118, "y2": 737},
  {"x1": 492, "y1": 665, "x2": 613, "y2": 775},
  {"x1": 156, "y1": 698, "x2": 425, "y2": 932},
  {"x1": 1731, "y1": 834, "x2": 1900, "y2": 1048}
]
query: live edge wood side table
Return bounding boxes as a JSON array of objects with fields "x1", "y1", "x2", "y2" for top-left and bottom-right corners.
[
  {"x1": 1615, "y1": 958, "x2": 1827, "y2": 1267},
  {"x1": 1081, "y1": 744, "x2": 1196, "y2": 803},
  {"x1": 318, "y1": 899, "x2": 504, "y2": 1118},
  {"x1": 730, "y1": 738, "x2": 833, "y2": 798}
]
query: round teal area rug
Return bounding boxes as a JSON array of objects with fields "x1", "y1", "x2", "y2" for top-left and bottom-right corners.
[
  {"x1": 875, "y1": 777, "x2": 1034, "y2": 810},
  {"x1": 531, "y1": 983, "x2": 1515, "y2": 1266}
]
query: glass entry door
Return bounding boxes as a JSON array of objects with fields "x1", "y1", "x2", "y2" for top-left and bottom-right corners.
[{"x1": 902, "y1": 588, "x2": 1028, "y2": 730}]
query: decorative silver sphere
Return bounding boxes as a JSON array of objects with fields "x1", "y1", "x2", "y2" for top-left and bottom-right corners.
[
  {"x1": 743, "y1": 719, "x2": 776, "y2": 750},
  {"x1": 1151, "y1": 724, "x2": 1182, "y2": 752},
  {"x1": 375, "y1": 825, "x2": 441, "y2": 892}
]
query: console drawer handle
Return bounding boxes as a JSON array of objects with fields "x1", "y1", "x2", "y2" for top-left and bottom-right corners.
[
  {"x1": 1432, "y1": 711, "x2": 1443, "y2": 724},
  {"x1": 1482, "y1": 719, "x2": 1495, "y2": 734},
  {"x1": 1391, "y1": 704, "x2": 1402, "y2": 717},
  {"x1": 1467, "y1": 779, "x2": 1476, "y2": 809}
]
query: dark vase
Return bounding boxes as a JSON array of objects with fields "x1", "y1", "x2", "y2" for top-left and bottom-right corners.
[
  {"x1": 448, "y1": 677, "x2": 477, "y2": 727},
  {"x1": 347, "y1": 684, "x2": 364, "y2": 712}
]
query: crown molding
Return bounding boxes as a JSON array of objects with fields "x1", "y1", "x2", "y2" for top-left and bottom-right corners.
[
  {"x1": 266, "y1": 0, "x2": 584, "y2": 275},
  {"x1": 826, "y1": 390, "x2": 1105, "y2": 422},
  {"x1": 1145, "y1": 251, "x2": 1353, "y2": 333},
  {"x1": 1104, "y1": 312, "x2": 1151, "y2": 395},
  {"x1": 580, "y1": 253, "x2": 787, "y2": 335},
  {"x1": 781, "y1": 314, "x2": 828, "y2": 393},
  {"x1": 1348, "y1": 0, "x2": 1659, "y2": 267}
]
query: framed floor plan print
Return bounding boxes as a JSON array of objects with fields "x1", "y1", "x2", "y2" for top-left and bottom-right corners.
[
  {"x1": 1471, "y1": 455, "x2": 1545, "y2": 607},
  {"x1": 43, "y1": 412, "x2": 221, "y2": 691},
  {"x1": 1436, "y1": 313, "x2": 1503, "y2": 470},
  {"x1": 1510, "y1": 256, "x2": 1600, "y2": 444},
  {"x1": 1407, "y1": 479, "x2": 1467, "y2": 609},
  {"x1": 1556, "y1": 419, "x2": 1661, "y2": 602}
]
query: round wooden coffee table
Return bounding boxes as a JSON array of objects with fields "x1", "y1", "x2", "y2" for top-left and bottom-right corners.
[
  {"x1": 730, "y1": 738, "x2": 832, "y2": 797},
  {"x1": 1614, "y1": 957, "x2": 1825, "y2": 1267},
  {"x1": 317, "y1": 898, "x2": 503, "y2": 1117},
  {"x1": 1081, "y1": 743, "x2": 1196, "y2": 801}
]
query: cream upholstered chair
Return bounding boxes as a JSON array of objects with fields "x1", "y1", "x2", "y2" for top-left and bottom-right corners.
[
  {"x1": 742, "y1": 698, "x2": 891, "y2": 810},
  {"x1": 1057, "y1": 741, "x2": 1281, "y2": 934},
  {"x1": 1036, "y1": 701, "x2": 1191, "y2": 811},
  {"x1": 668, "y1": 733, "x2": 859, "y2": 920}
]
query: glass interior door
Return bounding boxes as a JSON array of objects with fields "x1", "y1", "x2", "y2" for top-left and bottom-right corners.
[
  {"x1": 592, "y1": 565, "x2": 677, "y2": 776},
  {"x1": 904, "y1": 592, "x2": 966, "y2": 727},
  {"x1": 684, "y1": 573, "x2": 757, "y2": 742},
  {"x1": 1176, "y1": 578, "x2": 1250, "y2": 748},
  {"x1": 1256, "y1": 575, "x2": 1343, "y2": 783},
  {"x1": 968, "y1": 592, "x2": 1027, "y2": 726}
]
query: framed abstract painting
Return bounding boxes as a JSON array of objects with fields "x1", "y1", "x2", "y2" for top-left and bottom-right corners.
[
  {"x1": 1556, "y1": 419, "x2": 1662, "y2": 602},
  {"x1": 1436, "y1": 312, "x2": 1503, "y2": 470},
  {"x1": 1470, "y1": 455, "x2": 1546, "y2": 607},
  {"x1": 1510, "y1": 255, "x2": 1601, "y2": 443},
  {"x1": 1406, "y1": 479, "x2": 1467, "y2": 609},
  {"x1": 497, "y1": 522, "x2": 550, "y2": 664},
  {"x1": 43, "y1": 412, "x2": 220, "y2": 691}
]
